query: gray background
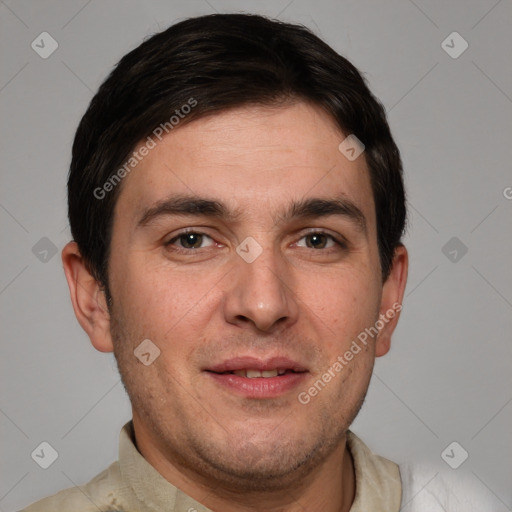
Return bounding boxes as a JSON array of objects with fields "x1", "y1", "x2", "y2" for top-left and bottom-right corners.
[{"x1": 1, "y1": 0, "x2": 511, "y2": 510}]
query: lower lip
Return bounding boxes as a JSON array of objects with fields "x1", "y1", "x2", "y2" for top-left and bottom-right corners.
[{"x1": 205, "y1": 371, "x2": 308, "y2": 399}]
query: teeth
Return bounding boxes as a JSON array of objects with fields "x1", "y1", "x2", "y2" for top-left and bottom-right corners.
[{"x1": 232, "y1": 369, "x2": 281, "y2": 378}]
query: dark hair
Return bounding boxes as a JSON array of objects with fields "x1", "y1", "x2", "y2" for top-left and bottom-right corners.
[{"x1": 68, "y1": 13, "x2": 406, "y2": 294}]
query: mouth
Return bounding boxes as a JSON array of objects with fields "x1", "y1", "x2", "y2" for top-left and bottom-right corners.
[
  {"x1": 209, "y1": 368, "x2": 304, "y2": 378},
  {"x1": 226, "y1": 368, "x2": 292, "y2": 378},
  {"x1": 204, "y1": 357, "x2": 309, "y2": 398}
]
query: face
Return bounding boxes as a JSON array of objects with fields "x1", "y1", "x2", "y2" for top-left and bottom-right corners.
[{"x1": 76, "y1": 102, "x2": 406, "y2": 490}]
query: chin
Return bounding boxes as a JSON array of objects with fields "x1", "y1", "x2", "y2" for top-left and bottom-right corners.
[{"x1": 190, "y1": 433, "x2": 333, "y2": 492}]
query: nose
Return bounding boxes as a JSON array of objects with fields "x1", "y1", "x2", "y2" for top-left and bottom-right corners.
[{"x1": 223, "y1": 247, "x2": 299, "y2": 333}]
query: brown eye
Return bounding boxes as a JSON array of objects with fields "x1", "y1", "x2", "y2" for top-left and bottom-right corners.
[
  {"x1": 305, "y1": 233, "x2": 330, "y2": 249},
  {"x1": 181, "y1": 233, "x2": 203, "y2": 248},
  {"x1": 296, "y1": 233, "x2": 339, "y2": 250},
  {"x1": 168, "y1": 232, "x2": 214, "y2": 249}
]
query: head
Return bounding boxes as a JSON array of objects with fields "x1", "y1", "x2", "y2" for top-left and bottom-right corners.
[{"x1": 63, "y1": 13, "x2": 408, "y2": 493}]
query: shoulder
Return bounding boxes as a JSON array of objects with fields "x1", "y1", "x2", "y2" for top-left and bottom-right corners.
[{"x1": 19, "y1": 461, "x2": 127, "y2": 512}]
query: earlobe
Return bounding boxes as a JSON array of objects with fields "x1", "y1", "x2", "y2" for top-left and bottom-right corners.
[
  {"x1": 61, "y1": 241, "x2": 114, "y2": 353},
  {"x1": 375, "y1": 244, "x2": 408, "y2": 357}
]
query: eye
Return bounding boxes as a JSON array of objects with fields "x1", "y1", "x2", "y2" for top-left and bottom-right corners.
[
  {"x1": 296, "y1": 232, "x2": 340, "y2": 250},
  {"x1": 167, "y1": 232, "x2": 215, "y2": 249}
]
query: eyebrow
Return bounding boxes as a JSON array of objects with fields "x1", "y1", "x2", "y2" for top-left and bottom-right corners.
[
  {"x1": 279, "y1": 197, "x2": 367, "y2": 235},
  {"x1": 137, "y1": 195, "x2": 241, "y2": 227},
  {"x1": 137, "y1": 194, "x2": 367, "y2": 235}
]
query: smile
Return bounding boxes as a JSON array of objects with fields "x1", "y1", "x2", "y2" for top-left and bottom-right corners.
[{"x1": 204, "y1": 357, "x2": 309, "y2": 398}]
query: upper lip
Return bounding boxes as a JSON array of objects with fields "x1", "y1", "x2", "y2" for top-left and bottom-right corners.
[{"x1": 206, "y1": 356, "x2": 308, "y2": 373}]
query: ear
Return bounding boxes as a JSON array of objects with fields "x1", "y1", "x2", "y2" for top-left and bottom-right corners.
[
  {"x1": 375, "y1": 244, "x2": 408, "y2": 357},
  {"x1": 62, "y1": 241, "x2": 114, "y2": 353}
]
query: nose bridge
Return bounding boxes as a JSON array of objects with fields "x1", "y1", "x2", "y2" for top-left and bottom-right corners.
[
  {"x1": 223, "y1": 242, "x2": 298, "y2": 332},
  {"x1": 246, "y1": 248, "x2": 287, "y2": 304}
]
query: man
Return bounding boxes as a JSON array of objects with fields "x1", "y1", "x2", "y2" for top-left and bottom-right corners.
[{"x1": 22, "y1": 12, "x2": 410, "y2": 511}]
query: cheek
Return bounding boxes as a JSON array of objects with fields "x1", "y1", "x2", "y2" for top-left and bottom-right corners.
[
  {"x1": 296, "y1": 267, "x2": 381, "y2": 345},
  {"x1": 112, "y1": 260, "x2": 219, "y2": 347}
]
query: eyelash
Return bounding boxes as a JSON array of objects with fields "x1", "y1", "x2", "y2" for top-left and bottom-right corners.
[{"x1": 165, "y1": 230, "x2": 347, "y2": 253}]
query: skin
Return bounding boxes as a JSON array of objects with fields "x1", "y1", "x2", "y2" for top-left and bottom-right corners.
[{"x1": 62, "y1": 102, "x2": 408, "y2": 512}]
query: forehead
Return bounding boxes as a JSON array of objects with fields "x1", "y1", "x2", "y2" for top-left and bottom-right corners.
[{"x1": 114, "y1": 102, "x2": 375, "y2": 230}]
